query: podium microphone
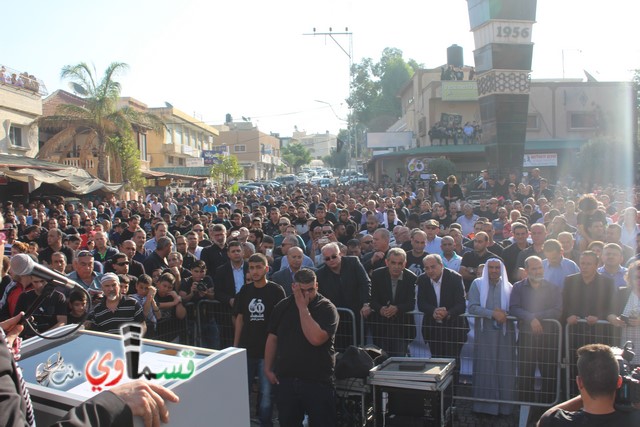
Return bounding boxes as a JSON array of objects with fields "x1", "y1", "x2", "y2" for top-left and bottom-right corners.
[
  {"x1": 121, "y1": 324, "x2": 143, "y2": 379},
  {"x1": 10, "y1": 254, "x2": 78, "y2": 290}
]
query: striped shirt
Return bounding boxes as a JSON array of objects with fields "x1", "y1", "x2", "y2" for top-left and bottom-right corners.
[{"x1": 87, "y1": 296, "x2": 144, "y2": 335}]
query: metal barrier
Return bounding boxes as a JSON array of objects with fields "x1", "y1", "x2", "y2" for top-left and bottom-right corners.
[
  {"x1": 564, "y1": 319, "x2": 617, "y2": 399},
  {"x1": 335, "y1": 307, "x2": 357, "y2": 353},
  {"x1": 363, "y1": 311, "x2": 564, "y2": 424},
  {"x1": 196, "y1": 299, "x2": 234, "y2": 350},
  {"x1": 153, "y1": 302, "x2": 196, "y2": 345}
]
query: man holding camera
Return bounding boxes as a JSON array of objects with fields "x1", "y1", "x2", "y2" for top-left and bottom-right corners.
[{"x1": 538, "y1": 343, "x2": 640, "y2": 426}]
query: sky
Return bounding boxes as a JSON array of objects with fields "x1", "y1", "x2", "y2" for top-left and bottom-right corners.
[{"x1": 3, "y1": 0, "x2": 639, "y2": 137}]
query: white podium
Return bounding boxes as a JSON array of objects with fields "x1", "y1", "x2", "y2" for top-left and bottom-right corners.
[{"x1": 18, "y1": 326, "x2": 250, "y2": 427}]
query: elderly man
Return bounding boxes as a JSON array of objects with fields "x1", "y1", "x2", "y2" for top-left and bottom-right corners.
[
  {"x1": 510, "y1": 256, "x2": 562, "y2": 404},
  {"x1": 316, "y1": 242, "x2": 371, "y2": 345},
  {"x1": 271, "y1": 246, "x2": 307, "y2": 296},
  {"x1": 468, "y1": 258, "x2": 516, "y2": 415},
  {"x1": 369, "y1": 248, "x2": 417, "y2": 356},
  {"x1": 542, "y1": 239, "x2": 580, "y2": 289},
  {"x1": 361, "y1": 228, "x2": 392, "y2": 274},
  {"x1": 86, "y1": 273, "x2": 145, "y2": 335},
  {"x1": 92, "y1": 231, "x2": 118, "y2": 265},
  {"x1": 417, "y1": 254, "x2": 468, "y2": 365},
  {"x1": 67, "y1": 250, "x2": 103, "y2": 293},
  {"x1": 118, "y1": 239, "x2": 146, "y2": 278},
  {"x1": 423, "y1": 219, "x2": 443, "y2": 255},
  {"x1": 275, "y1": 235, "x2": 314, "y2": 273}
]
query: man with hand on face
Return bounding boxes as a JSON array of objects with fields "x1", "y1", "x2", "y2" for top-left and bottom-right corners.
[
  {"x1": 264, "y1": 268, "x2": 339, "y2": 427},
  {"x1": 234, "y1": 253, "x2": 285, "y2": 427}
]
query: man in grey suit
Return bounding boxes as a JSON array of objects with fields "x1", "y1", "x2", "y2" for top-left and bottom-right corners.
[{"x1": 271, "y1": 246, "x2": 306, "y2": 296}]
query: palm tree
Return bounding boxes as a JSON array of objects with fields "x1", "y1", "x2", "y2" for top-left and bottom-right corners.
[{"x1": 38, "y1": 62, "x2": 161, "y2": 182}]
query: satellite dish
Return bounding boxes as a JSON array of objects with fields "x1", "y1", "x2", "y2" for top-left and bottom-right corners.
[
  {"x1": 165, "y1": 102, "x2": 173, "y2": 108},
  {"x1": 69, "y1": 82, "x2": 88, "y2": 96}
]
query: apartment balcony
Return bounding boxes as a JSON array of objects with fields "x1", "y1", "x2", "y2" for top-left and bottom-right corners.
[
  {"x1": 163, "y1": 143, "x2": 182, "y2": 155},
  {"x1": 62, "y1": 157, "x2": 98, "y2": 174}
]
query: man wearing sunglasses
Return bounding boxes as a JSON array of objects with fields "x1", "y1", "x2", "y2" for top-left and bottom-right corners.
[{"x1": 316, "y1": 242, "x2": 372, "y2": 320}]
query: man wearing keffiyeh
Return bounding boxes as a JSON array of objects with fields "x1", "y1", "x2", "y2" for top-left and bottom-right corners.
[{"x1": 468, "y1": 258, "x2": 516, "y2": 416}]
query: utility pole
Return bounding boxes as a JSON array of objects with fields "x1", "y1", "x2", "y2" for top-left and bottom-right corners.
[{"x1": 304, "y1": 28, "x2": 357, "y2": 168}]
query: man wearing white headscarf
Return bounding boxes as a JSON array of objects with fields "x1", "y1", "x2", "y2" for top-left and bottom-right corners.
[{"x1": 468, "y1": 258, "x2": 516, "y2": 415}]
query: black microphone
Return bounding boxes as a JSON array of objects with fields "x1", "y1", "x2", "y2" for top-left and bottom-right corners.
[{"x1": 10, "y1": 254, "x2": 78, "y2": 290}]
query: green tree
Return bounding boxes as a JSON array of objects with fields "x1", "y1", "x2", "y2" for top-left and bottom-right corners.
[
  {"x1": 281, "y1": 143, "x2": 312, "y2": 173},
  {"x1": 347, "y1": 48, "x2": 422, "y2": 132},
  {"x1": 38, "y1": 62, "x2": 162, "y2": 181},
  {"x1": 428, "y1": 158, "x2": 456, "y2": 181},
  {"x1": 574, "y1": 138, "x2": 630, "y2": 187},
  {"x1": 210, "y1": 154, "x2": 244, "y2": 185},
  {"x1": 110, "y1": 136, "x2": 144, "y2": 191},
  {"x1": 322, "y1": 149, "x2": 349, "y2": 170}
]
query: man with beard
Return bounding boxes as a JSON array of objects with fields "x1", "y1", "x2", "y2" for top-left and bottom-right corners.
[
  {"x1": 510, "y1": 256, "x2": 562, "y2": 404},
  {"x1": 86, "y1": 273, "x2": 145, "y2": 335}
]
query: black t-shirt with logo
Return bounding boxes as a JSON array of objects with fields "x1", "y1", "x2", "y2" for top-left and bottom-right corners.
[
  {"x1": 406, "y1": 251, "x2": 427, "y2": 277},
  {"x1": 234, "y1": 281, "x2": 285, "y2": 359}
]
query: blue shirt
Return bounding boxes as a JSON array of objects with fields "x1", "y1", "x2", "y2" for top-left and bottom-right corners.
[
  {"x1": 232, "y1": 262, "x2": 245, "y2": 293},
  {"x1": 542, "y1": 258, "x2": 580, "y2": 289},
  {"x1": 597, "y1": 265, "x2": 628, "y2": 288}
]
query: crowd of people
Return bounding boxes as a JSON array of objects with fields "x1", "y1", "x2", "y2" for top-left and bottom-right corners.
[
  {"x1": 0, "y1": 65, "x2": 40, "y2": 93},
  {"x1": 0, "y1": 168, "x2": 639, "y2": 425},
  {"x1": 428, "y1": 120, "x2": 482, "y2": 145}
]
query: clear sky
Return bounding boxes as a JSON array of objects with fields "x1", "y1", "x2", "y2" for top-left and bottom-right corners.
[{"x1": 3, "y1": 0, "x2": 638, "y2": 137}]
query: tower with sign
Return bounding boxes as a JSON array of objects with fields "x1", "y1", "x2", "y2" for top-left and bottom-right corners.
[{"x1": 467, "y1": 0, "x2": 537, "y2": 176}]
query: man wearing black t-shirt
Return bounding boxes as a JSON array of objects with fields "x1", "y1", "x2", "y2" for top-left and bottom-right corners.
[
  {"x1": 234, "y1": 253, "x2": 285, "y2": 427},
  {"x1": 264, "y1": 268, "x2": 339, "y2": 427},
  {"x1": 537, "y1": 344, "x2": 640, "y2": 426},
  {"x1": 15, "y1": 277, "x2": 66, "y2": 338},
  {"x1": 460, "y1": 232, "x2": 503, "y2": 291}
]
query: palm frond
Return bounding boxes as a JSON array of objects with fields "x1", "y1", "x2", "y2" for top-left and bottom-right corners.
[{"x1": 60, "y1": 62, "x2": 97, "y2": 96}]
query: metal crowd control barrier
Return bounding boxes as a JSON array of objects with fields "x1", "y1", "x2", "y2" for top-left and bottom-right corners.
[
  {"x1": 564, "y1": 319, "x2": 617, "y2": 399},
  {"x1": 335, "y1": 307, "x2": 357, "y2": 353},
  {"x1": 153, "y1": 302, "x2": 195, "y2": 345},
  {"x1": 196, "y1": 299, "x2": 234, "y2": 350},
  {"x1": 362, "y1": 311, "x2": 563, "y2": 427}
]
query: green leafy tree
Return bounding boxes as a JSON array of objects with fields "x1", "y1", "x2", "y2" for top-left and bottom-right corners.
[
  {"x1": 574, "y1": 138, "x2": 630, "y2": 187},
  {"x1": 38, "y1": 62, "x2": 162, "y2": 181},
  {"x1": 428, "y1": 158, "x2": 456, "y2": 181},
  {"x1": 348, "y1": 48, "x2": 422, "y2": 132},
  {"x1": 210, "y1": 154, "x2": 244, "y2": 185},
  {"x1": 322, "y1": 149, "x2": 349, "y2": 170},
  {"x1": 110, "y1": 136, "x2": 144, "y2": 191},
  {"x1": 281, "y1": 143, "x2": 312, "y2": 173}
]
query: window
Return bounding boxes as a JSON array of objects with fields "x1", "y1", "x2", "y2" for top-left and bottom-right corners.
[
  {"x1": 570, "y1": 112, "x2": 597, "y2": 130},
  {"x1": 9, "y1": 126, "x2": 23, "y2": 147},
  {"x1": 165, "y1": 127, "x2": 173, "y2": 144},
  {"x1": 527, "y1": 114, "x2": 539, "y2": 130},
  {"x1": 174, "y1": 127, "x2": 183, "y2": 145},
  {"x1": 137, "y1": 133, "x2": 147, "y2": 161},
  {"x1": 168, "y1": 156, "x2": 174, "y2": 165},
  {"x1": 178, "y1": 158, "x2": 185, "y2": 166},
  {"x1": 234, "y1": 145, "x2": 246, "y2": 153}
]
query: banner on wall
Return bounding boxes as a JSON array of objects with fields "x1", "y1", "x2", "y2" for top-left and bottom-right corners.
[{"x1": 523, "y1": 153, "x2": 557, "y2": 167}]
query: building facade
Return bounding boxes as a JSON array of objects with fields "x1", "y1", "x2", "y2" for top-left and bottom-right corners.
[
  {"x1": 370, "y1": 68, "x2": 635, "y2": 184},
  {"x1": 0, "y1": 64, "x2": 46, "y2": 158},
  {"x1": 146, "y1": 105, "x2": 218, "y2": 169},
  {"x1": 215, "y1": 122, "x2": 282, "y2": 180},
  {"x1": 295, "y1": 131, "x2": 337, "y2": 159}
]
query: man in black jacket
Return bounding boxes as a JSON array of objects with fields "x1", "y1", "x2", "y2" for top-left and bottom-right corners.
[
  {"x1": 316, "y1": 242, "x2": 371, "y2": 348},
  {"x1": 369, "y1": 248, "x2": 417, "y2": 356},
  {"x1": 417, "y1": 254, "x2": 468, "y2": 365},
  {"x1": 0, "y1": 312, "x2": 178, "y2": 427}
]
